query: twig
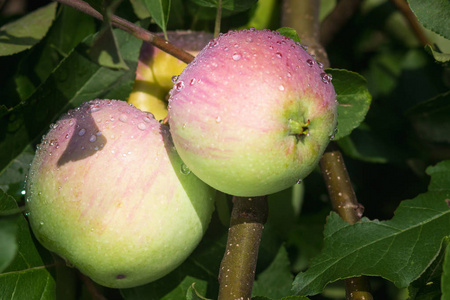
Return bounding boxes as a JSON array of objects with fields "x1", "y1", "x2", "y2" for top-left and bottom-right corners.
[
  {"x1": 214, "y1": 0, "x2": 222, "y2": 38},
  {"x1": 389, "y1": 0, "x2": 430, "y2": 47},
  {"x1": 281, "y1": 1, "x2": 373, "y2": 299},
  {"x1": 218, "y1": 196, "x2": 268, "y2": 300},
  {"x1": 320, "y1": 0, "x2": 363, "y2": 47},
  {"x1": 54, "y1": 0, "x2": 195, "y2": 64}
]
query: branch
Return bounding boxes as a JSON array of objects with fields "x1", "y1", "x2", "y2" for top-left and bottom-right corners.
[
  {"x1": 54, "y1": 0, "x2": 195, "y2": 64},
  {"x1": 218, "y1": 196, "x2": 268, "y2": 300},
  {"x1": 281, "y1": 1, "x2": 373, "y2": 299},
  {"x1": 389, "y1": 0, "x2": 431, "y2": 47},
  {"x1": 320, "y1": 0, "x2": 363, "y2": 47}
]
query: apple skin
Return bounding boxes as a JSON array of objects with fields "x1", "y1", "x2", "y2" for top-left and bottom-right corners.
[
  {"x1": 25, "y1": 99, "x2": 215, "y2": 288},
  {"x1": 128, "y1": 31, "x2": 213, "y2": 120},
  {"x1": 168, "y1": 29, "x2": 337, "y2": 197}
]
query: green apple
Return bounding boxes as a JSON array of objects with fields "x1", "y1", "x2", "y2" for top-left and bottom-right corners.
[
  {"x1": 25, "y1": 99, "x2": 215, "y2": 288},
  {"x1": 168, "y1": 29, "x2": 338, "y2": 197},
  {"x1": 128, "y1": 31, "x2": 213, "y2": 120}
]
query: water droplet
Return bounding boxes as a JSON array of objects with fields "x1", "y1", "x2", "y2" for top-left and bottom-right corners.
[
  {"x1": 65, "y1": 133, "x2": 70, "y2": 139},
  {"x1": 88, "y1": 105, "x2": 101, "y2": 113},
  {"x1": 119, "y1": 114, "x2": 128, "y2": 122},
  {"x1": 301, "y1": 44, "x2": 308, "y2": 51},
  {"x1": 321, "y1": 73, "x2": 332, "y2": 84},
  {"x1": 175, "y1": 81, "x2": 185, "y2": 91},
  {"x1": 246, "y1": 37, "x2": 253, "y2": 43},
  {"x1": 39, "y1": 221, "x2": 44, "y2": 226},
  {"x1": 180, "y1": 163, "x2": 191, "y2": 175},
  {"x1": 78, "y1": 128, "x2": 86, "y2": 136},
  {"x1": 215, "y1": 116, "x2": 221, "y2": 123},
  {"x1": 190, "y1": 78, "x2": 196, "y2": 85},
  {"x1": 317, "y1": 61, "x2": 324, "y2": 69},
  {"x1": 287, "y1": 72, "x2": 292, "y2": 78},
  {"x1": 89, "y1": 135, "x2": 97, "y2": 142},
  {"x1": 21, "y1": 190, "x2": 26, "y2": 195},
  {"x1": 278, "y1": 85, "x2": 285, "y2": 91},
  {"x1": 232, "y1": 53, "x2": 241, "y2": 61},
  {"x1": 296, "y1": 179, "x2": 302, "y2": 184},
  {"x1": 209, "y1": 40, "x2": 219, "y2": 47},
  {"x1": 96, "y1": 131, "x2": 102, "y2": 136},
  {"x1": 306, "y1": 59, "x2": 315, "y2": 67},
  {"x1": 68, "y1": 120, "x2": 74, "y2": 126},
  {"x1": 275, "y1": 52, "x2": 282, "y2": 58},
  {"x1": 250, "y1": 27, "x2": 256, "y2": 31},
  {"x1": 223, "y1": 47, "x2": 229, "y2": 51},
  {"x1": 137, "y1": 123, "x2": 146, "y2": 130},
  {"x1": 143, "y1": 116, "x2": 152, "y2": 123},
  {"x1": 171, "y1": 75, "x2": 179, "y2": 83}
]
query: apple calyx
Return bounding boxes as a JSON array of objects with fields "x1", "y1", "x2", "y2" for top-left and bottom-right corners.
[{"x1": 288, "y1": 119, "x2": 310, "y2": 138}]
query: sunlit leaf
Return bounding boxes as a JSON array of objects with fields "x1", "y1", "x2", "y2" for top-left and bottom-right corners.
[
  {"x1": 277, "y1": 27, "x2": 301, "y2": 43},
  {"x1": 292, "y1": 160, "x2": 450, "y2": 296},
  {"x1": 143, "y1": 0, "x2": 171, "y2": 39},
  {"x1": 0, "y1": 3, "x2": 57, "y2": 56}
]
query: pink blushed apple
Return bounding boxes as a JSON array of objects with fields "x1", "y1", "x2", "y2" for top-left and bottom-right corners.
[
  {"x1": 168, "y1": 29, "x2": 337, "y2": 197},
  {"x1": 25, "y1": 99, "x2": 215, "y2": 288}
]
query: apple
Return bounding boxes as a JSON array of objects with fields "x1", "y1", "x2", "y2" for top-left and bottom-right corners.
[
  {"x1": 25, "y1": 99, "x2": 215, "y2": 288},
  {"x1": 128, "y1": 31, "x2": 213, "y2": 120},
  {"x1": 168, "y1": 29, "x2": 338, "y2": 197}
]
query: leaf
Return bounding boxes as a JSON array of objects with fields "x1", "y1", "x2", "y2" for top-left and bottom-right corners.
[
  {"x1": 407, "y1": 91, "x2": 450, "y2": 143},
  {"x1": 252, "y1": 296, "x2": 310, "y2": 300},
  {"x1": 408, "y1": 0, "x2": 450, "y2": 40},
  {"x1": 292, "y1": 160, "x2": 450, "y2": 296},
  {"x1": 0, "y1": 2, "x2": 57, "y2": 56},
  {"x1": 408, "y1": 237, "x2": 449, "y2": 300},
  {"x1": 252, "y1": 245, "x2": 293, "y2": 299},
  {"x1": 186, "y1": 283, "x2": 211, "y2": 300},
  {"x1": 425, "y1": 45, "x2": 450, "y2": 64},
  {"x1": 276, "y1": 27, "x2": 301, "y2": 43},
  {"x1": 190, "y1": 0, "x2": 257, "y2": 12},
  {"x1": 0, "y1": 197, "x2": 56, "y2": 300},
  {"x1": 443, "y1": 239, "x2": 450, "y2": 299},
  {"x1": 328, "y1": 69, "x2": 372, "y2": 140},
  {"x1": 143, "y1": 0, "x2": 171, "y2": 39},
  {"x1": 88, "y1": 26, "x2": 129, "y2": 70},
  {"x1": 0, "y1": 191, "x2": 20, "y2": 273},
  {"x1": 130, "y1": 0, "x2": 152, "y2": 19},
  {"x1": 0, "y1": 26, "x2": 142, "y2": 180}
]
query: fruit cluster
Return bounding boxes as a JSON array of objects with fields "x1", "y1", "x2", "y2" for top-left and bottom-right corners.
[{"x1": 26, "y1": 29, "x2": 337, "y2": 288}]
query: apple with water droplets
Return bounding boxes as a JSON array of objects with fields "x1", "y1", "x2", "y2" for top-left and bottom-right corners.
[
  {"x1": 168, "y1": 29, "x2": 338, "y2": 197},
  {"x1": 25, "y1": 99, "x2": 215, "y2": 288}
]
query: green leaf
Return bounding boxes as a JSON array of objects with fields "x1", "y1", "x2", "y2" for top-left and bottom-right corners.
[
  {"x1": 328, "y1": 69, "x2": 372, "y2": 140},
  {"x1": 408, "y1": 0, "x2": 450, "y2": 40},
  {"x1": 0, "y1": 26, "x2": 142, "y2": 180},
  {"x1": 0, "y1": 198, "x2": 56, "y2": 300},
  {"x1": 407, "y1": 91, "x2": 450, "y2": 144},
  {"x1": 143, "y1": 0, "x2": 171, "y2": 39},
  {"x1": 276, "y1": 27, "x2": 301, "y2": 43},
  {"x1": 130, "y1": 0, "x2": 152, "y2": 19},
  {"x1": 190, "y1": 0, "x2": 257, "y2": 12},
  {"x1": 425, "y1": 45, "x2": 450, "y2": 64},
  {"x1": 88, "y1": 26, "x2": 129, "y2": 70},
  {"x1": 252, "y1": 245, "x2": 293, "y2": 299},
  {"x1": 186, "y1": 283, "x2": 211, "y2": 300},
  {"x1": 292, "y1": 160, "x2": 450, "y2": 296},
  {"x1": 0, "y1": 191, "x2": 19, "y2": 273},
  {"x1": 252, "y1": 296, "x2": 310, "y2": 300},
  {"x1": 0, "y1": 3, "x2": 58, "y2": 56},
  {"x1": 408, "y1": 237, "x2": 449, "y2": 300},
  {"x1": 443, "y1": 239, "x2": 450, "y2": 299}
]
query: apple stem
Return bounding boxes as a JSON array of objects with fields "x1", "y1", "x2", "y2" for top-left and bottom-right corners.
[
  {"x1": 282, "y1": 1, "x2": 374, "y2": 300},
  {"x1": 214, "y1": 0, "x2": 223, "y2": 38},
  {"x1": 218, "y1": 196, "x2": 268, "y2": 300},
  {"x1": 54, "y1": 0, "x2": 195, "y2": 64}
]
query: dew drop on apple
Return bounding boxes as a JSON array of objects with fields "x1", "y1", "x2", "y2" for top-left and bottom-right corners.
[
  {"x1": 171, "y1": 75, "x2": 179, "y2": 83},
  {"x1": 279, "y1": 85, "x2": 285, "y2": 91},
  {"x1": 275, "y1": 52, "x2": 282, "y2": 59},
  {"x1": 317, "y1": 61, "x2": 324, "y2": 69},
  {"x1": 306, "y1": 59, "x2": 315, "y2": 67},
  {"x1": 119, "y1": 114, "x2": 128, "y2": 122},
  {"x1": 296, "y1": 179, "x2": 302, "y2": 184},
  {"x1": 232, "y1": 53, "x2": 241, "y2": 61},
  {"x1": 137, "y1": 123, "x2": 146, "y2": 130},
  {"x1": 78, "y1": 128, "x2": 86, "y2": 136},
  {"x1": 180, "y1": 163, "x2": 191, "y2": 175},
  {"x1": 89, "y1": 135, "x2": 97, "y2": 142},
  {"x1": 321, "y1": 73, "x2": 332, "y2": 84},
  {"x1": 175, "y1": 81, "x2": 185, "y2": 91},
  {"x1": 215, "y1": 116, "x2": 221, "y2": 123},
  {"x1": 190, "y1": 78, "x2": 196, "y2": 85}
]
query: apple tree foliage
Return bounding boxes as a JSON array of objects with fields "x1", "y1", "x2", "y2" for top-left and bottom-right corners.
[{"x1": 0, "y1": 0, "x2": 449, "y2": 299}]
